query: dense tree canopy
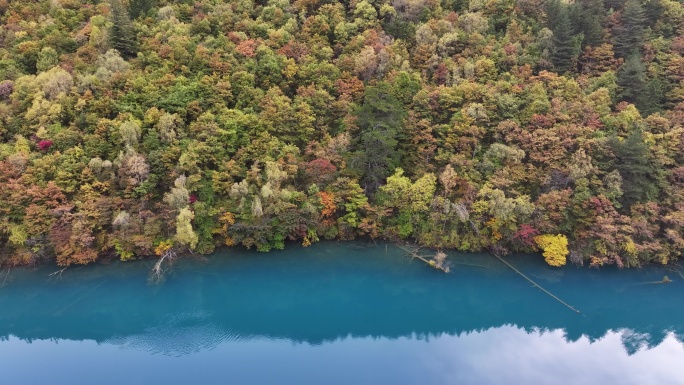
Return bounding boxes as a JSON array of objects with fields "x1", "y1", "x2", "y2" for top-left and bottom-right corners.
[{"x1": 1, "y1": 0, "x2": 684, "y2": 268}]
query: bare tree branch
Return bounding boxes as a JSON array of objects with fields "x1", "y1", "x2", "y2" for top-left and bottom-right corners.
[
  {"x1": 149, "y1": 248, "x2": 178, "y2": 284},
  {"x1": 48, "y1": 267, "x2": 67, "y2": 281}
]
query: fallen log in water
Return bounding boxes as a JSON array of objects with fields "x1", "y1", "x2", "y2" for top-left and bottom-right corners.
[
  {"x1": 634, "y1": 276, "x2": 673, "y2": 285},
  {"x1": 398, "y1": 245, "x2": 450, "y2": 273}
]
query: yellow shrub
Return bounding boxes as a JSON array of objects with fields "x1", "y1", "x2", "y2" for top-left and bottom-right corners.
[
  {"x1": 623, "y1": 237, "x2": 638, "y2": 257},
  {"x1": 534, "y1": 234, "x2": 569, "y2": 267},
  {"x1": 154, "y1": 240, "x2": 173, "y2": 256}
]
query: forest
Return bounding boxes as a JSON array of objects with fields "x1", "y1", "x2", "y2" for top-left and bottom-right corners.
[{"x1": 0, "y1": 0, "x2": 683, "y2": 268}]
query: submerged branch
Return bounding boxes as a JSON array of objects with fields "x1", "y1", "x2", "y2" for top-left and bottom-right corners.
[
  {"x1": 634, "y1": 276, "x2": 673, "y2": 285},
  {"x1": 149, "y1": 248, "x2": 178, "y2": 284},
  {"x1": 1, "y1": 267, "x2": 10, "y2": 287},
  {"x1": 48, "y1": 267, "x2": 67, "y2": 281},
  {"x1": 399, "y1": 245, "x2": 450, "y2": 273},
  {"x1": 489, "y1": 251, "x2": 584, "y2": 316},
  {"x1": 666, "y1": 267, "x2": 684, "y2": 281}
]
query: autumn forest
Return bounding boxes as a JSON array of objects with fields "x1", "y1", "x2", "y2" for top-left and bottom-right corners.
[{"x1": 1, "y1": 0, "x2": 683, "y2": 268}]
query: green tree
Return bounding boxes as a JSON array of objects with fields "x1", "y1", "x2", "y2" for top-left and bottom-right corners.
[
  {"x1": 573, "y1": 0, "x2": 605, "y2": 47},
  {"x1": 608, "y1": 130, "x2": 661, "y2": 207},
  {"x1": 129, "y1": 0, "x2": 156, "y2": 19},
  {"x1": 379, "y1": 169, "x2": 437, "y2": 238},
  {"x1": 109, "y1": 0, "x2": 138, "y2": 58},
  {"x1": 613, "y1": 0, "x2": 646, "y2": 58},
  {"x1": 550, "y1": 3, "x2": 576, "y2": 73},
  {"x1": 350, "y1": 83, "x2": 406, "y2": 193},
  {"x1": 36, "y1": 47, "x2": 59, "y2": 73},
  {"x1": 617, "y1": 53, "x2": 647, "y2": 108}
]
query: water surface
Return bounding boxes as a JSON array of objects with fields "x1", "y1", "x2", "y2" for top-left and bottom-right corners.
[{"x1": 1, "y1": 242, "x2": 682, "y2": 384}]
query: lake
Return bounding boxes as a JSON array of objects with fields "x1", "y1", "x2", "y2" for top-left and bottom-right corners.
[{"x1": 0, "y1": 242, "x2": 682, "y2": 384}]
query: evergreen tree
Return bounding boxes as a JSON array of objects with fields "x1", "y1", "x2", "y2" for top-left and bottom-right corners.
[
  {"x1": 608, "y1": 130, "x2": 661, "y2": 207},
  {"x1": 643, "y1": 0, "x2": 665, "y2": 30},
  {"x1": 550, "y1": 4, "x2": 575, "y2": 72},
  {"x1": 604, "y1": 0, "x2": 625, "y2": 11},
  {"x1": 640, "y1": 77, "x2": 665, "y2": 116},
  {"x1": 617, "y1": 53, "x2": 647, "y2": 108},
  {"x1": 350, "y1": 83, "x2": 406, "y2": 193},
  {"x1": 573, "y1": 0, "x2": 606, "y2": 47},
  {"x1": 109, "y1": 0, "x2": 138, "y2": 59},
  {"x1": 129, "y1": 0, "x2": 156, "y2": 19},
  {"x1": 545, "y1": 0, "x2": 562, "y2": 26},
  {"x1": 612, "y1": 0, "x2": 646, "y2": 58}
]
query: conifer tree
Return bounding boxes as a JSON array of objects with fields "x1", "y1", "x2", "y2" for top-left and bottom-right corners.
[
  {"x1": 129, "y1": 0, "x2": 155, "y2": 19},
  {"x1": 608, "y1": 130, "x2": 661, "y2": 207},
  {"x1": 109, "y1": 0, "x2": 138, "y2": 58},
  {"x1": 545, "y1": 0, "x2": 562, "y2": 26},
  {"x1": 551, "y1": 4, "x2": 575, "y2": 72},
  {"x1": 612, "y1": 0, "x2": 646, "y2": 58},
  {"x1": 604, "y1": 0, "x2": 624, "y2": 11},
  {"x1": 574, "y1": 0, "x2": 606, "y2": 47},
  {"x1": 617, "y1": 53, "x2": 647, "y2": 107},
  {"x1": 641, "y1": 77, "x2": 665, "y2": 116},
  {"x1": 350, "y1": 83, "x2": 406, "y2": 193}
]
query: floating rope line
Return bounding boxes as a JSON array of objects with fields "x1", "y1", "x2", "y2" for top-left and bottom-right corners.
[
  {"x1": 54, "y1": 279, "x2": 107, "y2": 316},
  {"x1": 451, "y1": 261, "x2": 489, "y2": 269},
  {"x1": 489, "y1": 251, "x2": 584, "y2": 316}
]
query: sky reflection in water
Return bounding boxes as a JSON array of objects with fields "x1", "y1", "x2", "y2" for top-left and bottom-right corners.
[
  {"x1": 0, "y1": 242, "x2": 683, "y2": 384},
  {"x1": 2, "y1": 328, "x2": 682, "y2": 385}
]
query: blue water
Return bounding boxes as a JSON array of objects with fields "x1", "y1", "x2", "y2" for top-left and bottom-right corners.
[{"x1": 0, "y1": 242, "x2": 683, "y2": 384}]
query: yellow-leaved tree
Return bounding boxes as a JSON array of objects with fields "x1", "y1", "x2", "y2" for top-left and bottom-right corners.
[{"x1": 534, "y1": 234, "x2": 569, "y2": 267}]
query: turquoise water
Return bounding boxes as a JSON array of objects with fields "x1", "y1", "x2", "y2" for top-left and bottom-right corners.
[{"x1": 1, "y1": 242, "x2": 683, "y2": 384}]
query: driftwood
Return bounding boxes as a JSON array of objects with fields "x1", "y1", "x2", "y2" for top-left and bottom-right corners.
[
  {"x1": 489, "y1": 251, "x2": 584, "y2": 316},
  {"x1": 399, "y1": 246, "x2": 450, "y2": 273}
]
